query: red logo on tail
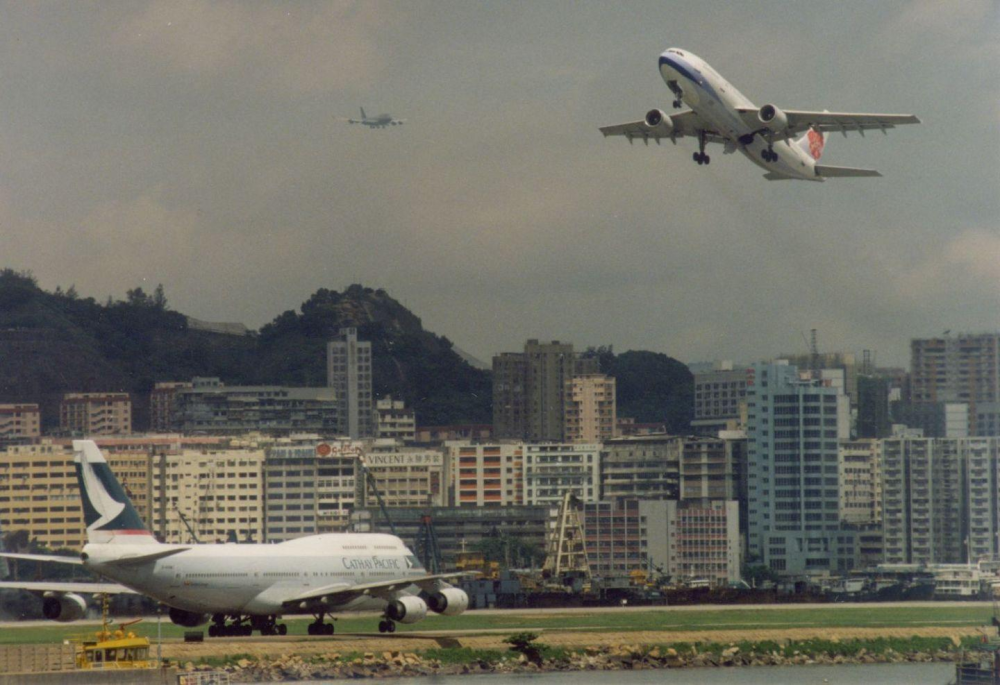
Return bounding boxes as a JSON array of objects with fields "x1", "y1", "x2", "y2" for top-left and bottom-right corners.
[{"x1": 807, "y1": 128, "x2": 825, "y2": 160}]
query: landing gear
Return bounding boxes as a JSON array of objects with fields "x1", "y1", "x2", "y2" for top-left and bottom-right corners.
[
  {"x1": 307, "y1": 614, "x2": 334, "y2": 636},
  {"x1": 209, "y1": 613, "x2": 256, "y2": 637},
  {"x1": 378, "y1": 619, "x2": 397, "y2": 634},
  {"x1": 251, "y1": 615, "x2": 287, "y2": 636},
  {"x1": 667, "y1": 81, "x2": 683, "y2": 109},
  {"x1": 760, "y1": 147, "x2": 778, "y2": 163},
  {"x1": 692, "y1": 131, "x2": 709, "y2": 165}
]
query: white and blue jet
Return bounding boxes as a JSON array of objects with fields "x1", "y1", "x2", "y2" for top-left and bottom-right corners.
[{"x1": 601, "y1": 48, "x2": 920, "y2": 180}]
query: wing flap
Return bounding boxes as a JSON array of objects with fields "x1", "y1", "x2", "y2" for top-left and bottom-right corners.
[
  {"x1": 0, "y1": 553, "x2": 83, "y2": 565},
  {"x1": 282, "y1": 572, "x2": 472, "y2": 608},
  {"x1": 814, "y1": 164, "x2": 882, "y2": 178},
  {"x1": 736, "y1": 108, "x2": 920, "y2": 137},
  {"x1": 0, "y1": 581, "x2": 136, "y2": 595}
]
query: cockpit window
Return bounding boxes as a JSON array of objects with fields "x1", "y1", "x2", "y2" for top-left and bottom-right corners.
[{"x1": 674, "y1": 50, "x2": 685, "y2": 57}]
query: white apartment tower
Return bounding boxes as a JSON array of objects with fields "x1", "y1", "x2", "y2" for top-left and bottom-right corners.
[{"x1": 327, "y1": 327, "x2": 374, "y2": 438}]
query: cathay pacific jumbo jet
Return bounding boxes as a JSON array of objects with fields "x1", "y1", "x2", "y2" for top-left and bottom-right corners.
[
  {"x1": 0, "y1": 441, "x2": 469, "y2": 637},
  {"x1": 600, "y1": 48, "x2": 920, "y2": 180}
]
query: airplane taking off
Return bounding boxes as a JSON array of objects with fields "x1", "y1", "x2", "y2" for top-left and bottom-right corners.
[
  {"x1": 346, "y1": 107, "x2": 405, "y2": 129},
  {"x1": 600, "y1": 48, "x2": 920, "y2": 180},
  {"x1": 0, "y1": 441, "x2": 469, "y2": 637}
]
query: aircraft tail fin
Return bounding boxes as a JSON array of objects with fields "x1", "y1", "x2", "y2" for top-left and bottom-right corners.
[
  {"x1": 74, "y1": 441, "x2": 157, "y2": 546},
  {"x1": 795, "y1": 126, "x2": 827, "y2": 161},
  {"x1": 360, "y1": 107, "x2": 367, "y2": 119},
  {"x1": 814, "y1": 164, "x2": 882, "y2": 178}
]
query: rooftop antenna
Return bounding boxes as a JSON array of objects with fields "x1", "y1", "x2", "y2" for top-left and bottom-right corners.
[{"x1": 810, "y1": 329, "x2": 820, "y2": 377}]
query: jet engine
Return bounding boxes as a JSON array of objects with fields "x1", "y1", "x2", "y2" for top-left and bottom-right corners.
[
  {"x1": 386, "y1": 596, "x2": 428, "y2": 624},
  {"x1": 169, "y1": 607, "x2": 210, "y2": 628},
  {"x1": 426, "y1": 588, "x2": 469, "y2": 616},
  {"x1": 643, "y1": 109, "x2": 675, "y2": 136},
  {"x1": 758, "y1": 104, "x2": 788, "y2": 132},
  {"x1": 41, "y1": 593, "x2": 87, "y2": 622}
]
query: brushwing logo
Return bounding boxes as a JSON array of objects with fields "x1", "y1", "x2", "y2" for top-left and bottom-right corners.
[
  {"x1": 80, "y1": 460, "x2": 125, "y2": 529},
  {"x1": 807, "y1": 128, "x2": 825, "y2": 160}
]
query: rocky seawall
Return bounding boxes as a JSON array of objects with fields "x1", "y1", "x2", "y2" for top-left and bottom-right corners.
[{"x1": 173, "y1": 639, "x2": 978, "y2": 682}]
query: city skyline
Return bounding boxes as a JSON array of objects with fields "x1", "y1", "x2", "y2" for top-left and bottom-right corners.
[{"x1": 0, "y1": 2, "x2": 994, "y2": 368}]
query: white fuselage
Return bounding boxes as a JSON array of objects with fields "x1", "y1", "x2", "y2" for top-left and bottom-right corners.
[
  {"x1": 83, "y1": 533, "x2": 424, "y2": 616},
  {"x1": 659, "y1": 48, "x2": 818, "y2": 180}
]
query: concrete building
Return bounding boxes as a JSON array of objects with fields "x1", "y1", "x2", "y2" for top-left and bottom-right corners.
[
  {"x1": 692, "y1": 362, "x2": 747, "y2": 435},
  {"x1": 357, "y1": 504, "x2": 550, "y2": 571},
  {"x1": 564, "y1": 374, "x2": 617, "y2": 444},
  {"x1": 881, "y1": 437, "x2": 1000, "y2": 565},
  {"x1": 326, "y1": 327, "x2": 374, "y2": 438},
  {"x1": 0, "y1": 404, "x2": 40, "y2": 446},
  {"x1": 171, "y1": 380, "x2": 339, "y2": 435},
  {"x1": 59, "y1": 393, "x2": 132, "y2": 435},
  {"x1": 679, "y1": 437, "x2": 737, "y2": 501},
  {"x1": 746, "y1": 362, "x2": 851, "y2": 577},
  {"x1": 782, "y1": 351, "x2": 859, "y2": 407},
  {"x1": 452, "y1": 443, "x2": 524, "y2": 507},
  {"x1": 357, "y1": 442, "x2": 449, "y2": 508},
  {"x1": 150, "y1": 447, "x2": 265, "y2": 545},
  {"x1": 375, "y1": 396, "x2": 416, "y2": 442},
  {"x1": 414, "y1": 425, "x2": 493, "y2": 443},
  {"x1": 600, "y1": 435, "x2": 681, "y2": 501},
  {"x1": 523, "y1": 443, "x2": 600, "y2": 505},
  {"x1": 149, "y1": 382, "x2": 193, "y2": 432},
  {"x1": 839, "y1": 439, "x2": 882, "y2": 525},
  {"x1": 577, "y1": 499, "x2": 667, "y2": 580},
  {"x1": 0, "y1": 442, "x2": 151, "y2": 551},
  {"x1": 911, "y1": 333, "x2": 1000, "y2": 436},
  {"x1": 263, "y1": 441, "x2": 363, "y2": 541},
  {"x1": 492, "y1": 340, "x2": 599, "y2": 441},
  {"x1": 665, "y1": 499, "x2": 741, "y2": 586}
]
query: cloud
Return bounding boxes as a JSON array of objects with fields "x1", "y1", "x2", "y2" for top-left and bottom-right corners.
[{"x1": 113, "y1": 1, "x2": 403, "y2": 94}]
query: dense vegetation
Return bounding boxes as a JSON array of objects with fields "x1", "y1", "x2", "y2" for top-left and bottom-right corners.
[
  {"x1": 0, "y1": 271, "x2": 488, "y2": 427},
  {"x1": 0, "y1": 270, "x2": 692, "y2": 431}
]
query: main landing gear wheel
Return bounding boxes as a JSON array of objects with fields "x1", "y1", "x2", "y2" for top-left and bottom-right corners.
[
  {"x1": 692, "y1": 152, "x2": 710, "y2": 166},
  {"x1": 761, "y1": 148, "x2": 777, "y2": 163},
  {"x1": 378, "y1": 619, "x2": 397, "y2": 634},
  {"x1": 307, "y1": 619, "x2": 334, "y2": 636},
  {"x1": 672, "y1": 99, "x2": 682, "y2": 109}
]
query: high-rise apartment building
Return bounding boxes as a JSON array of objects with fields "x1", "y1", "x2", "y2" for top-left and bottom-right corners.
[
  {"x1": 149, "y1": 382, "x2": 192, "y2": 432},
  {"x1": 327, "y1": 327, "x2": 374, "y2": 438},
  {"x1": 564, "y1": 374, "x2": 617, "y2": 443},
  {"x1": 746, "y1": 362, "x2": 851, "y2": 577},
  {"x1": 911, "y1": 333, "x2": 1000, "y2": 436},
  {"x1": 0, "y1": 404, "x2": 41, "y2": 446},
  {"x1": 881, "y1": 437, "x2": 999, "y2": 565},
  {"x1": 374, "y1": 396, "x2": 415, "y2": 442},
  {"x1": 59, "y1": 393, "x2": 132, "y2": 435},
  {"x1": 492, "y1": 340, "x2": 599, "y2": 441},
  {"x1": 523, "y1": 443, "x2": 600, "y2": 505},
  {"x1": 600, "y1": 435, "x2": 681, "y2": 500},
  {"x1": 451, "y1": 443, "x2": 524, "y2": 507},
  {"x1": 692, "y1": 362, "x2": 747, "y2": 435},
  {"x1": 838, "y1": 439, "x2": 882, "y2": 525},
  {"x1": 171, "y1": 381, "x2": 338, "y2": 435}
]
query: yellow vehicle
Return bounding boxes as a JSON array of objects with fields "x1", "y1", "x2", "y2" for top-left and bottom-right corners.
[{"x1": 73, "y1": 599, "x2": 155, "y2": 670}]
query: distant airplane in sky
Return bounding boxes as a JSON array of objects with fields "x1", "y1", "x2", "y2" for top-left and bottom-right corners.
[
  {"x1": 346, "y1": 107, "x2": 405, "y2": 129},
  {"x1": 600, "y1": 48, "x2": 920, "y2": 180}
]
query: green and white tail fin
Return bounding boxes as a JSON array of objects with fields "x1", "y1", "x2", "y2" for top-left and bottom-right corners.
[{"x1": 74, "y1": 440, "x2": 157, "y2": 545}]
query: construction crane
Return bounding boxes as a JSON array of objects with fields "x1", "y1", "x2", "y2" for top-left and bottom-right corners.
[
  {"x1": 416, "y1": 513, "x2": 442, "y2": 573},
  {"x1": 357, "y1": 457, "x2": 397, "y2": 536},
  {"x1": 542, "y1": 492, "x2": 592, "y2": 591}
]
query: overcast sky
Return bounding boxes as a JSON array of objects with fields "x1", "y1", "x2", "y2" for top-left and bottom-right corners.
[{"x1": 0, "y1": 1, "x2": 996, "y2": 368}]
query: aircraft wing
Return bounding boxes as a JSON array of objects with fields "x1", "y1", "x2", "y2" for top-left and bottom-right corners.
[
  {"x1": 282, "y1": 572, "x2": 472, "y2": 608},
  {"x1": 735, "y1": 108, "x2": 920, "y2": 137},
  {"x1": 0, "y1": 581, "x2": 137, "y2": 595},
  {"x1": 600, "y1": 110, "x2": 726, "y2": 145},
  {"x1": 0, "y1": 552, "x2": 84, "y2": 565}
]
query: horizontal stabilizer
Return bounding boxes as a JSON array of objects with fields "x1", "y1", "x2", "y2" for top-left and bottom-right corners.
[
  {"x1": 762, "y1": 172, "x2": 795, "y2": 181},
  {"x1": 814, "y1": 165, "x2": 882, "y2": 178},
  {"x1": 108, "y1": 547, "x2": 190, "y2": 566}
]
